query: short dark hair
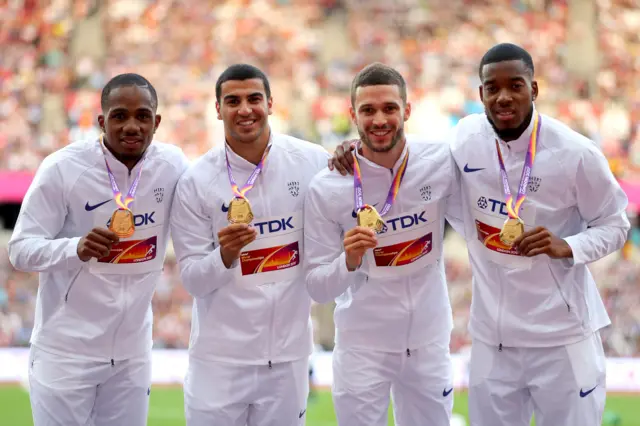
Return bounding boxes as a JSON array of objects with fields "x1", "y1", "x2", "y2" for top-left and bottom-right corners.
[
  {"x1": 101, "y1": 73, "x2": 158, "y2": 112},
  {"x1": 215, "y1": 64, "x2": 271, "y2": 103},
  {"x1": 479, "y1": 43, "x2": 535, "y2": 80},
  {"x1": 351, "y1": 62, "x2": 407, "y2": 107}
]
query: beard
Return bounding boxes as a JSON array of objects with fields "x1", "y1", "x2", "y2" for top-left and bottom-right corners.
[
  {"x1": 487, "y1": 105, "x2": 534, "y2": 142},
  {"x1": 358, "y1": 126, "x2": 405, "y2": 153}
]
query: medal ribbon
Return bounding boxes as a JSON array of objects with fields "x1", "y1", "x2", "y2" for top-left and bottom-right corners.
[
  {"x1": 225, "y1": 143, "x2": 272, "y2": 199},
  {"x1": 100, "y1": 134, "x2": 145, "y2": 211},
  {"x1": 353, "y1": 144, "x2": 409, "y2": 216},
  {"x1": 495, "y1": 111, "x2": 541, "y2": 220}
]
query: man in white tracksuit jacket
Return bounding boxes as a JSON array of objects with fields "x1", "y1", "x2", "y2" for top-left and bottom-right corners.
[
  {"x1": 170, "y1": 64, "x2": 329, "y2": 426},
  {"x1": 304, "y1": 63, "x2": 464, "y2": 426},
  {"x1": 450, "y1": 44, "x2": 630, "y2": 426},
  {"x1": 8, "y1": 74, "x2": 188, "y2": 426}
]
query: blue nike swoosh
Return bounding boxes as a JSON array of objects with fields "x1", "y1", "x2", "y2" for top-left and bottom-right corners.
[
  {"x1": 580, "y1": 385, "x2": 597, "y2": 398},
  {"x1": 85, "y1": 199, "x2": 111, "y2": 211},
  {"x1": 221, "y1": 203, "x2": 229, "y2": 213},
  {"x1": 352, "y1": 203, "x2": 379, "y2": 218},
  {"x1": 443, "y1": 388, "x2": 453, "y2": 397},
  {"x1": 463, "y1": 164, "x2": 485, "y2": 173}
]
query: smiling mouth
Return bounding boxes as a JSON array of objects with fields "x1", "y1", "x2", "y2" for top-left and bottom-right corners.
[
  {"x1": 495, "y1": 111, "x2": 516, "y2": 121},
  {"x1": 369, "y1": 129, "x2": 391, "y2": 138},
  {"x1": 237, "y1": 120, "x2": 257, "y2": 127}
]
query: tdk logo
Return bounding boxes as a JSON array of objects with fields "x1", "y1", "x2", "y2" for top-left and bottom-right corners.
[
  {"x1": 255, "y1": 217, "x2": 294, "y2": 234},
  {"x1": 106, "y1": 212, "x2": 156, "y2": 228},
  {"x1": 381, "y1": 212, "x2": 427, "y2": 234},
  {"x1": 477, "y1": 196, "x2": 508, "y2": 216}
]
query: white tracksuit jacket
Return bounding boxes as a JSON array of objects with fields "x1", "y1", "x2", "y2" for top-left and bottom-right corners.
[
  {"x1": 450, "y1": 112, "x2": 630, "y2": 348},
  {"x1": 170, "y1": 133, "x2": 330, "y2": 366},
  {"x1": 8, "y1": 138, "x2": 188, "y2": 362},
  {"x1": 303, "y1": 137, "x2": 465, "y2": 353}
]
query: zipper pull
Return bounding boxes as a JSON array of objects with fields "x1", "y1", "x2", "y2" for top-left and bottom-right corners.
[
  {"x1": 566, "y1": 303, "x2": 571, "y2": 312},
  {"x1": 268, "y1": 360, "x2": 272, "y2": 369},
  {"x1": 498, "y1": 344, "x2": 503, "y2": 352},
  {"x1": 111, "y1": 359, "x2": 115, "y2": 366},
  {"x1": 406, "y1": 349, "x2": 411, "y2": 357}
]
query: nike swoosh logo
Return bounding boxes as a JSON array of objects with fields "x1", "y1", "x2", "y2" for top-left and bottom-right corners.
[
  {"x1": 85, "y1": 199, "x2": 111, "y2": 211},
  {"x1": 221, "y1": 203, "x2": 229, "y2": 213},
  {"x1": 352, "y1": 203, "x2": 379, "y2": 218},
  {"x1": 580, "y1": 385, "x2": 597, "y2": 398},
  {"x1": 463, "y1": 164, "x2": 485, "y2": 173},
  {"x1": 443, "y1": 388, "x2": 453, "y2": 397},
  {"x1": 299, "y1": 409, "x2": 306, "y2": 418}
]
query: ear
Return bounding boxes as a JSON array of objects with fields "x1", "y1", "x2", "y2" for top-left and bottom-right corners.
[
  {"x1": 478, "y1": 85, "x2": 484, "y2": 103},
  {"x1": 154, "y1": 114, "x2": 162, "y2": 132},
  {"x1": 267, "y1": 97, "x2": 273, "y2": 116},
  {"x1": 97, "y1": 114, "x2": 105, "y2": 133},
  {"x1": 216, "y1": 102, "x2": 222, "y2": 120},
  {"x1": 531, "y1": 80, "x2": 538, "y2": 101},
  {"x1": 404, "y1": 102, "x2": 412, "y2": 122},
  {"x1": 349, "y1": 106, "x2": 357, "y2": 124}
]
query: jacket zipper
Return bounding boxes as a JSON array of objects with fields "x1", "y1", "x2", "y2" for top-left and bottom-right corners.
[
  {"x1": 64, "y1": 268, "x2": 84, "y2": 302},
  {"x1": 405, "y1": 272, "x2": 414, "y2": 358},
  {"x1": 548, "y1": 265, "x2": 571, "y2": 312},
  {"x1": 497, "y1": 272, "x2": 504, "y2": 352},
  {"x1": 110, "y1": 276, "x2": 128, "y2": 366}
]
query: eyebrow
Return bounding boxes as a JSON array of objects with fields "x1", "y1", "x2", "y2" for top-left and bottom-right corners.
[
  {"x1": 223, "y1": 92, "x2": 264, "y2": 101},
  {"x1": 358, "y1": 102, "x2": 400, "y2": 109},
  {"x1": 483, "y1": 76, "x2": 527, "y2": 85},
  {"x1": 110, "y1": 107, "x2": 153, "y2": 113}
]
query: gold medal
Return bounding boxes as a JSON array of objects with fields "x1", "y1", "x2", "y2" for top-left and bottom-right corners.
[
  {"x1": 110, "y1": 208, "x2": 135, "y2": 238},
  {"x1": 357, "y1": 205, "x2": 386, "y2": 234},
  {"x1": 499, "y1": 217, "x2": 525, "y2": 247},
  {"x1": 227, "y1": 197, "x2": 254, "y2": 224}
]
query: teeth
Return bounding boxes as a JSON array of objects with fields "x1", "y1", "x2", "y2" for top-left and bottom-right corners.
[
  {"x1": 372, "y1": 131, "x2": 389, "y2": 136},
  {"x1": 239, "y1": 120, "x2": 254, "y2": 126}
]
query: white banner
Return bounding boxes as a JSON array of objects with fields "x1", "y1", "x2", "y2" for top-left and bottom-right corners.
[{"x1": 1, "y1": 348, "x2": 640, "y2": 392}]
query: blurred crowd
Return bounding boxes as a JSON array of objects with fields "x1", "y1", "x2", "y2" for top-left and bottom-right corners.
[{"x1": 1, "y1": 0, "x2": 640, "y2": 355}]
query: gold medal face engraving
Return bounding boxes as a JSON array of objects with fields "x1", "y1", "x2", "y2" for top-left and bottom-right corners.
[
  {"x1": 357, "y1": 205, "x2": 386, "y2": 234},
  {"x1": 500, "y1": 217, "x2": 525, "y2": 247},
  {"x1": 227, "y1": 198, "x2": 254, "y2": 224},
  {"x1": 110, "y1": 209, "x2": 135, "y2": 238}
]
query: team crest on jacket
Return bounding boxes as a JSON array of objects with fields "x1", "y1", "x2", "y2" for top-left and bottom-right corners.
[
  {"x1": 288, "y1": 181, "x2": 299, "y2": 197},
  {"x1": 154, "y1": 188, "x2": 164, "y2": 203},
  {"x1": 420, "y1": 185, "x2": 431, "y2": 201},
  {"x1": 528, "y1": 176, "x2": 541, "y2": 193},
  {"x1": 477, "y1": 196, "x2": 488, "y2": 209}
]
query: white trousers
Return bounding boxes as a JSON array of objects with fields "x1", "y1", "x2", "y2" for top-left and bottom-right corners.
[
  {"x1": 28, "y1": 345, "x2": 151, "y2": 426},
  {"x1": 184, "y1": 357, "x2": 309, "y2": 426},
  {"x1": 468, "y1": 332, "x2": 607, "y2": 426},
  {"x1": 332, "y1": 341, "x2": 453, "y2": 426}
]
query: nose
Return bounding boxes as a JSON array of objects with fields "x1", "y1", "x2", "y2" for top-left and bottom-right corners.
[
  {"x1": 372, "y1": 110, "x2": 386, "y2": 127},
  {"x1": 238, "y1": 101, "x2": 252, "y2": 116},
  {"x1": 123, "y1": 118, "x2": 141, "y2": 134},
  {"x1": 497, "y1": 89, "x2": 513, "y2": 105}
]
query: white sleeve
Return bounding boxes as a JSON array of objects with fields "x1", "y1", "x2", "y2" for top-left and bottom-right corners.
[
  {"x1": 8, "y1": 160, "x2": 83, "y2": 272},
  {"x1": 444, "y1": 154, "x2": 466, "y2": 238},
  {"x1": 170, "y1": 174, "x2": 234, "y2": 298},
  {"x1": 564, "y1": 147, "x2": 630, "y2": 265},
  {"x1": 303, "y1": 178, "x2": 365, "y2": 304}
]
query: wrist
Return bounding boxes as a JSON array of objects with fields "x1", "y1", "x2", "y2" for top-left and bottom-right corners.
[
  {"x1": 345, "y1": 256, "x2": 361, "y2": 272},
  {"x1": 220, "y1": 248, "x2": 237, "y2": 269}
]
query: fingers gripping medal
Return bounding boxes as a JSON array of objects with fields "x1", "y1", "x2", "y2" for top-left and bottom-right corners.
[
  {"x1": 225, "y1": 143, "x2": 271, "y2": 224},
  {"x1": 496, "y1": 111, "x2": 542, "y2": 247},
  {"x1": 353, "y1": 143, "x2": 409, "y2": 234},
  {"x1": 101, "y1": 135, "x2": 146, "y2": 238}
]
